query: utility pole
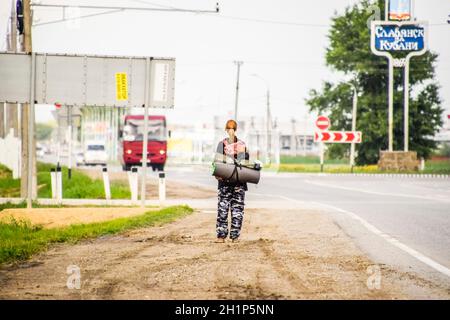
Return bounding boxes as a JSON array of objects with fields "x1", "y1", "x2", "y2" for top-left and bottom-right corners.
[
  {"x1": 20, "y1": 0, "x2": 37, "y2": 207},
  {"x1": 233, "y1": 61, "x2": 243, "y2": 120}
]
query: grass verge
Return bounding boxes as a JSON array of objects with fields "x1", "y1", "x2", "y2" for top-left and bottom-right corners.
[
  {"x1": 264, "y1": 158, "x2": 450, "y2": 174},
  {"x1": 0, "y1": 205, "x2": 193, "y2": 265},
  {"x1": 0, "y1": 162, "x2": 131, "y2": 199}
]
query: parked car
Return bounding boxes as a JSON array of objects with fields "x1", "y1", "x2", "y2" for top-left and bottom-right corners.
[
  {"x1": 83, "y1": 141, "x2": 108, "y2": 166},
  {"x1": 36, "y1": 143, "x2": 48, "y2": 158}
]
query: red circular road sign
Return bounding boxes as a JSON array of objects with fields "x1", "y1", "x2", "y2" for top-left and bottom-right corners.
[{"x1": 316, "y1": 116, "x2": 330, "y2": 131}]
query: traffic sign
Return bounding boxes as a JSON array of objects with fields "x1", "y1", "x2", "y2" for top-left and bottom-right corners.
[
  {"x1": 315, "y1": 116, "x2": 330, "y2": 131},
  {"x1": 314, "y1": 131, "x2": 362, "y2": 144}
]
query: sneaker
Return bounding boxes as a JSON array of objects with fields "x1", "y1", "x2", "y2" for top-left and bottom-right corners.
[
  {"x1": 215, "y1": 237, "x2": 226, "y2": 243},
  {"x1": 231, "y1": 238, "x2": 240, "y2": 243}
]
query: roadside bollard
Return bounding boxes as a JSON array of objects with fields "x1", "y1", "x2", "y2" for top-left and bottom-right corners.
[
  {"x1": 56, "y1": 165, "x2": 62, "y2": 203},
  {"x1": 159, "y1": 172, "x2": 166, "y2": 206},
  {"x1": 50, "y1": 168, "x2": 56, "y2": 199},
  {"x1": 419, "y1": 157, "x2": 425, "y2": 171},
  {"x1": 102, "y1": 167, "x2": 111, "y2": 201},
  {"x1": 128, "y1": 167, "x2": 139, "y2": 204}
]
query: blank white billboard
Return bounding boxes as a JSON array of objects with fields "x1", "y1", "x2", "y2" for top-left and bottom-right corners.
[{"x1": 0, "y1": 52, "x2": 175, "y2": 108}]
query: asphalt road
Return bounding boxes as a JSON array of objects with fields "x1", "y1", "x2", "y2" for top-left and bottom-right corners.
[
  {"x1": 36, "y1": 157, "x2": 450, "y2": 289},
  {"x1": 163, "y1": 165, "x2": 450, "y2": 288}
]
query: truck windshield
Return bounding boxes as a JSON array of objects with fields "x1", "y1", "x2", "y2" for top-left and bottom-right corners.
[{"x1": 123, "y1": 119, "x2": 166, "y2": 141}]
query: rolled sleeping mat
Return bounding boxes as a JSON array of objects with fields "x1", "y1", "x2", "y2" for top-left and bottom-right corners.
[{"x1": 211, "y1": 162, "x2": 261, "y2": 184}]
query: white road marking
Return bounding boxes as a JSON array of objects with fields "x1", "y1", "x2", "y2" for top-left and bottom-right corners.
[
  {"x1": 252, "y1": 192, "x2": 450, "y2": 278},
  {"x1": 304, "y1": 179, "x2": 450, "y2": 203},
  {"x1": 312, "y1": 201, "x2": 450, "y2": 278}
]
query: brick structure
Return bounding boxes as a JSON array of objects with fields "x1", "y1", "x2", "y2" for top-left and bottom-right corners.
[{"x1": 378, "y1": 151, "x2": 419, "y2": 171}]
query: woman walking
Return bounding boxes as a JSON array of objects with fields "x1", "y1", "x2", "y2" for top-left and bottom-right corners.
[{"x1": 214, "y1": 120, "x2": 249, "y2": 243}]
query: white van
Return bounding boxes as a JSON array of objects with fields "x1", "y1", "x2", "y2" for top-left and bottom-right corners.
[{"x1": 83, "y1": 141, "x2": 108, "y2": 166}]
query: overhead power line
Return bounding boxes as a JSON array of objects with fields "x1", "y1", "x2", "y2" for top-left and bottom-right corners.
[
  {"x1": 31, "y1": 3, "x2": 219, "y2": 13},
  {"x1": 31, "y1": 2, "x2": 219, "y2": 27}
]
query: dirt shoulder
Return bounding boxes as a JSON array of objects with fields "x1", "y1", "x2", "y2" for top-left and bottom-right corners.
[
  {"x1": 0, "y1": 207, "x2": 153, "y2": 228},
  {"x1": 2, "y1": 205, "x2": 446, "y2": 299}
]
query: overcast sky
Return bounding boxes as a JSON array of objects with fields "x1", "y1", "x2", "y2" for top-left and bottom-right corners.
[{"x1": 1, "y1": 0, "x2": 449, "y2": 125}]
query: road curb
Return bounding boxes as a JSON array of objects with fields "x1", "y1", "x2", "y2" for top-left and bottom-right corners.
[
  {"x1": 261, "y1": 172, "x2": 449, "y2": 179},
  {"x1": 330, "y1": 173, "x2": 450, "y2": 178}
]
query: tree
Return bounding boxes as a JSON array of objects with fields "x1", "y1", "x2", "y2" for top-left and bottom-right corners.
[
  {"x1": 306, "y1": 0, "x2": 444, "y2": 164},
  {"x1": 36, "y1": 123, "x2": 54, "y2": 141}
]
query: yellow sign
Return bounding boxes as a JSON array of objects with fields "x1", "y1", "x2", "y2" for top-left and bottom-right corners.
[{"x1": 115, "y1": 73, "x2": 128, "y2": 101}]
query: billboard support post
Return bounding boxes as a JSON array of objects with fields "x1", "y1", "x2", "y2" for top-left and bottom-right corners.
[
  {"x1": 141, "y1": 57, "x2": 153, "y2": 208},
  {"x1": 26, "y1": 52, "x2": 36, "y2": 209}
]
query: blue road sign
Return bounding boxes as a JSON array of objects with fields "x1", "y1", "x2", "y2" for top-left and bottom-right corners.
[{"x1": 374, "y1": 24, "x2": 425, "y2": 52}]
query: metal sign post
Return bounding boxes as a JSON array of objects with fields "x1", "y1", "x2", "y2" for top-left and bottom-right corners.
[
  {"x1": 315, "y1": 116, "x2": 330, "y2": 173},
  {"x1": 370, "y1": 20, "x2": 428, "y2": 152},
  {"x1": 27, "y1": 52, "x2": 36, "y2": 209},
  {"x1": 141, "y1": 57, "x2": 152, "y2": 208}
]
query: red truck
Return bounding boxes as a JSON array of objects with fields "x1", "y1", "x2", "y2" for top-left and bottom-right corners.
[{"x1": 119, "y1": 115, "x2": 167, "y2": 171}]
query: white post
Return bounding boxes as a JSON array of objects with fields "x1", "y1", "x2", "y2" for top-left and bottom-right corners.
[
  {"x1": 68, "y1": 105, "x2": 72, "y2": 179},
  {"x1": 132, "y1": 167, "x2": 138, "y2": 204},
  {"x1": 128, "y1": 167, "x2": 138, "y2": 203},
  {"x1": 320, "y1": 142, "x2": 324, "y2": 172},
  {"x1": 404, "y1": 60, "x2": 410, "y2": 152},
  {"x1": 385, "y1": 0, "x2": 389, "y2": 21},
  {"x1": 57, "y1": 112, "x2": 61, "y2": 165},
  {"x1": 56, "y1": 166, "x2": 62, "y2": 203},
  {"x1": 350, "y1": 85, "x2": 358, "y2": 169},
  {"x1": 388, "y1": 59, "x2": 394, "y2": 152},
  {"x1": 50, "y1": 168, "x2": 56, "y2": 199},
  {"x1": 159, "y1": 172, "x2": 166, "y2": 206},
  {"x1": 102, "y1": 167, "x2": 111, "y2": 201},
  {"x1": 419, "y1": 157, "x2": 425, "y2": 171}
]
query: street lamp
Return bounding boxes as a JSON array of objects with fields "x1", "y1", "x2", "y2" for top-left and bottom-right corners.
[{"x1": 251, "y1": 74, "x2": 271, "y2": 165}]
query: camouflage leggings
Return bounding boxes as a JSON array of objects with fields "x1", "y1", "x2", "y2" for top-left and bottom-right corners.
[{"x1": 216, "y1": 184, "x2": 246, "y2": 240}]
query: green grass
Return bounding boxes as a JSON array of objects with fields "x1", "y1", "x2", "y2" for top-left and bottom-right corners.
[
  {"x1": 0, "y1": 162, "x2": 131, "y2": 199},
  {"x1": 265, "y1": 159, "x2": 450, "y2": 174},
  {"x1": 0, "y1": 205, "x2": 193, "y2": 265},
  {"x1": 280, "y1": 155, "x2": 348, "y2": 165},
  {"x1": 0, "y1": 165, "x2": 20, "y2": 197},
  {"x1": 422, "y1": 160, "x2": 450, "y2": 174},
  {"x1": 0, "y1": 201, "x2": 147, "y2": 213}
]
